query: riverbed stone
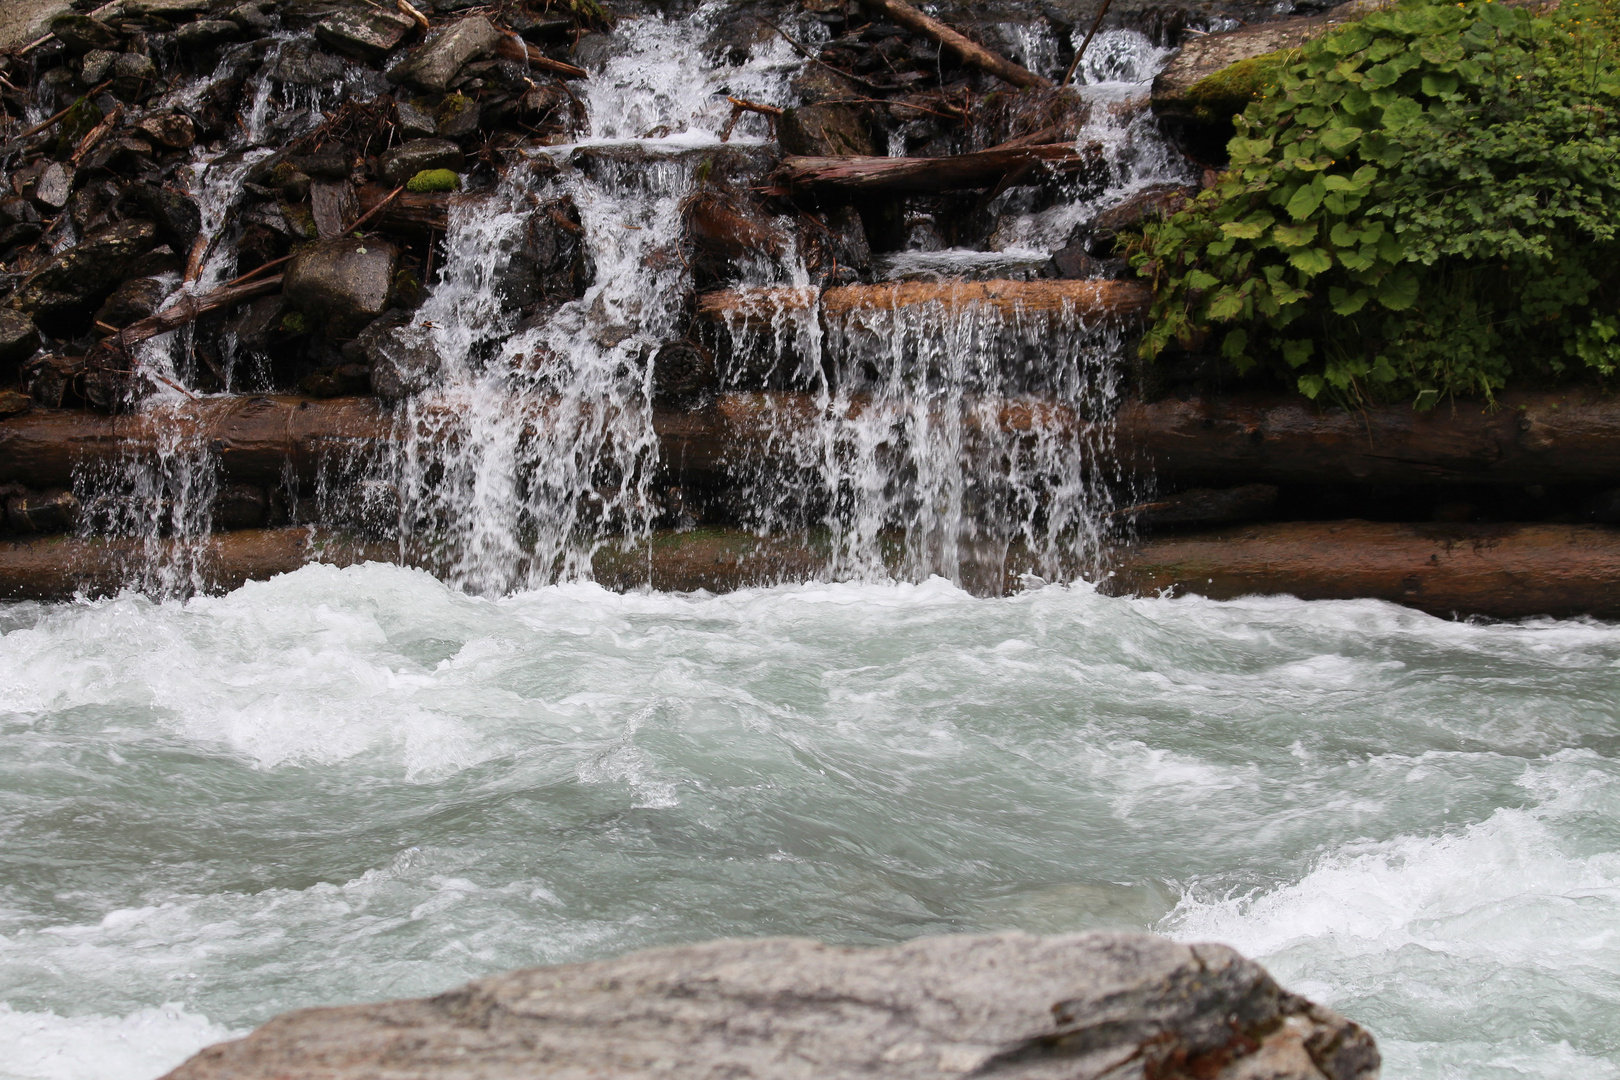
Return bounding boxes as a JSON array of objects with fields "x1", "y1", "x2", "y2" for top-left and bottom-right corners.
[
  {"x1": 123, "y1": 0, "x2": 210, "y2": 17},
  {"x1": 49, "y1": 12, "x2": 121, "y2": 52},
  {"x1": 360, "y1": 316, "x2": 442, "y2": 403},
  {"x1": 176, "y1": 19, "x2": 243, "y2": 48},
  {"x1": 392, "y1": 15, "x2": 501, "y2": 93},
  {"x1": 159, "y1": 932, "x2": 1379, "y2": 1080},
  {"x1": 778, "y1": 101, "x2": 879, "y2": 156},
  {"x1": 32, "y1": 162, "x2": 74, "y2": 211},
  {"x1": 283, "y1": 237, "x2": 400, "y2": 338},
  {"x1": 0, "y1": 311, "x2": 41, "y2": 371},
  {"x1": 315, "y1": 8, "x2": 416, "y2": 61},
  {"x1": 93, "y1": 276, "x2": 170, "y2": 328},
  {"x1": 378, "y1": 138, "x2": 464, "y2": 185},
  {"x1": 135, "y1": 112, "x2": 197, "y2": 149},
  {"x1": 9, "y1": 219, "x2": 159, "y2": 324}
]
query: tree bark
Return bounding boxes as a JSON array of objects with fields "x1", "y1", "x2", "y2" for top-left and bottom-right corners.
[
  {"x1": 695, "y1": 279, "x2": 1154, "y2": 329},
  {"x1": 95, "y1": 276, "x2": 284, "y2": 350},
  {"x1": 492, "y1": 33, "x2": 589, "y2": 80},
  {"x1": 778, "y1": 144, "x2": 1100, "y2": 194},
  {"x1": 1103, "y1": 520, "x2": 1620, "y2": 620},
  {"x1": 858, "y1": 0, "x2": 1053, "y2": 90},
  {"x1": 357, "y1": 183, "x2": 452, "y2": 235}
]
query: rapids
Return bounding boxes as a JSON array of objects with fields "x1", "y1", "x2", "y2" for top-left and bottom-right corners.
[{"x1": 0, "y1": 565, "x2": 1617, "y2": 1079}]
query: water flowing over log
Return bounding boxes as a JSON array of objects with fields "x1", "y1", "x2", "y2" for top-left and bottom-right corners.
[
  {"x1": 1104, "y1": 521, "x2": 1620, "y2": 620},
  {"x1": 778, "y1": 144, "x2": 1102, "y2": 194},
  {"x1": 696, "y1": 280, "x2": 1153, "y2": 329},
  {"x1": 91, "y1": 276, "x2": 285, "y2": 350},
  {"x1": 0, "y1": 528, "x2": 392, "y2": 601},
  {"x1": 857, "y1": 0, "x2": 1054, "y2": 90}
]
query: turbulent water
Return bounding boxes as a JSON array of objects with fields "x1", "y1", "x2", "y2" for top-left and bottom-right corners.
[{"x1": 0, "y1": 566, "x2": 1616, "y2": 1079}]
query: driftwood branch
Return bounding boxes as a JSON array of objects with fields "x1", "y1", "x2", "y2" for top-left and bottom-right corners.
[
  {"x1": 778, "y1": 143, "x2": 1102, "y2": 194},
  {"x1": 494, "y1": 34, "x2": 589, "y2": 81},
  {"x1": 1062, "y1": 0, "x2": 1116, "y2": 88},
  {"x1": 98, "y1": 276, "x2": 284, "y2": 351},
  {"x1": 859, "y1": 0, "x2": 1053, "y2": 90}
]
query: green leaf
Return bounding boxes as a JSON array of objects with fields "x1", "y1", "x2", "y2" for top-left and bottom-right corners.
[
  {"x1": 1221, "y1": 327, "x2": 1249, "y2": 359},
  {"x1": 1283, "y1": 339, "x2": 1316, "y2": 368},
  {"x1": 1298, "y1": 373, "x2": 1326, "y2": 398},
  {"x1": 1329, "y1": 285, "x2": 1369, "y2": 314},
  {"x1": 1318, "y1": 126, "x2": 1363, "y2": 153},
  {"x1": 1220, "y1": 220, "x2": 1268, "y2": 239},
  {"x1": 1273, "y1": 222, "x2": 1316, "y2": 247},
  {"x1": 1381, "y1": 95, "x2": 1423, "y2": 128},
  {"x1": 1285, "y1": 183, "x2": 1324, "y2": 221},
  {"x1": 1289, "y1": 247, "x2": 1334, "y2": 275},
  {"x1": 1420, "y1": 71, "x2": 1459, "y2": 97},
  {"x1": 1377, "y1": 271, "x2": 1420, "y2": 310},
  {"x1": 1186, "y1": 270, "x2": 1221, "y2": 291},
  {"x1": 1206, "y1": 288, "x2": 1246, "y2": 320}
]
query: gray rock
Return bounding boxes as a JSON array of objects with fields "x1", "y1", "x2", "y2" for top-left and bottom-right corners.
[
  {"x1": 315, "y1": 8, "x2": 416, "y2": 61},
  {"x1": 122, "y1": 0, "x2": 210, "y2": 17},
  {"x1": 378, "y1": 138, "x2": 464, "y2": 185},
  {"x1": 159, "y1": 932, "x2": 1379, "y2": 1080},
  {"x1": 393, "y1": 15, "x2": 501, "y2": 93},
  {"x1": 283, "y1": 237, "x2": 400, "y2": 338},
  {"x1": 778, "y1": 102, "x2": 879, "y2": 157},
  {"x1": 176, "y1": 19, "x2": 243, "y2": 48},
  {"x1": 0, "y1": 311, "x2": 41, "y2": 370},
  {"x1": 225, "y1": 3, "x2": 273, "y2": 33},
  {"x1": 32, "y1": 162, "x2": 74, "y2": 211},
  {"x1": 135, "y1": 112, "x2": 197, "y2": 150},
  {"x1": 434, "y1": 93, "x2": 480, "y2": 139},
  {"x1": 270, "y1": 40, "x2": 347, "y2": 87},
  {"x1": 361, "y1": 318, "x2": 442, "y2": 403},
  {"x1": 49, "y1": 13, "x2": 121, "y2": 52},
  {"x1": 109, "y1": 52, "x2": 160, "y2": 98},
  {"x1": 93, "y1": 276, "x2": 170, "y2": 327},
  {"x1": 80, "y1": 48, "x2": 119, "y2": 84},
  {"x1": 396, "y1": 99, "x2": 437, "y2": 138},
  {"x1": 9, "y1": 220, "x2": 159, "y2": 323},
  {"x1": 124, "y1": 183, "x2": 201, "y2": 251}
]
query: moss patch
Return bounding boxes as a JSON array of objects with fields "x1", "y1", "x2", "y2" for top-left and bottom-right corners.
[
  {"x1": 406, "y1": 168, "x2": 459, "y2": 193},
  {"x1": 1181, "y1": 49, "x2": 1295, "y2": 125}
]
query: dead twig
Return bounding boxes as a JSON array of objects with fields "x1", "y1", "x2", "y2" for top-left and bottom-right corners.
[{"x1": 1062, "y1": 0, "x2": 1115, "y2": 88}]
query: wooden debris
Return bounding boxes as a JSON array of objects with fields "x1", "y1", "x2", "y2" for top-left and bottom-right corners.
[
  {"x1": 777, "y1": 143, "x2": 1102, "y2": 194},
  {"x1": 859, "y1": 0, "x2": 1053, "y2": 90}
]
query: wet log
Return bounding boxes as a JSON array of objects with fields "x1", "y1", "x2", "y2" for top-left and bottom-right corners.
[
  {"x1": 0, "y1": 528, "x2": 392, "y2": 601},
  {"x1": 858, "y1": 0, "x2": 1053, "y2": 90},
  {"x1": 1104, "y1": 520, "x2": 1620, "y2": 620},
  {"x1": 696, "y1": 280, "x2": 1153, "y2": 330},
  {"x1": 93, "y1": 276, "x2": 285, "y2": 350},
  {"x1": 778, "y1": 144, "x2": 1100, "y2": 194},
  {"x1": 1117, "y1": 391, "x2": 1620, "y2": 487},
  {"x1": 357, "y1": 183, "x2": 452, "y2": 235}
]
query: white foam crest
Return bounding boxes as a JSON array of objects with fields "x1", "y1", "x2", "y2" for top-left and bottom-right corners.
[{"x1": 0, "y1": 1003, "x2": 238, "y2": 1080}]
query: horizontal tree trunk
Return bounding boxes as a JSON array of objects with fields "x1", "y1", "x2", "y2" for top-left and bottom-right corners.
[
  {"x1": 5, "y1": 389, "x2": 1620, "y2": 491},
  {"x1": 97, "y1": 275, "x2": 284, "y2": 350},
  {"x1": 0, "y1": 527, "x2": 392, "y2": 601},
  {"x1": 357, "y1": 183, "x2": 452, "y2": 235},
  {"x1": 1117, "y1": 390, "x2": 1620, "y2": 486},
  {"x1": 778, "y1": 144, "x2": 1101, "y2": 194},
  {"x1": 4, "y1": 521, "x2": 1618, "y2": 616},
  {"x1": 695, "y1": 279, "x2": 1153, "y2": 329},
  {"x1": 1103, "y1": 520, "x2": 1620, "y2": 620}
]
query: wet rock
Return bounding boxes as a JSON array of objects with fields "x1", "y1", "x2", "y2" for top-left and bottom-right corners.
[
  {"x1": 93, "y1": 276, "x2": 169, "y2": 328},
  {"x1": 293, "y1": 151, "x2": 352, "y2": 179},
  {"x1": 158, "y1": 932, "x2": 1380, "y2": 1080},
  {"x1": 6, "y1": 487, "x2": 79, "y2": 533},
  {"x1": 123, "y1": 184, "x2": 201, "y2": 252},
  {"x1": 9, "y1": 220, "x2": 159, "y2": 324},
  {"x1": 378, "y1": 138, "x2": 464, "y2": 185},
  {"x1": 32, "y1": 162, "x2": 74, "y2": 211},
  {"x1": 803, "y1": 203, "x2": 871, "y2": 285},
  {"x1": 0, "y1": 311, "x2": 41, "y2": 373},
  {"x1": 123, "y1": 0, "x2": 210, "y2": 17},
  {"x1": 107, "y1": 52, "x2": 161, "y2": 100},
  {"x1": 392, "y1": 15, "x2": 501, "y2": 93},
  {"x1": 226, "y1": 3, "x2": 274, "y2": 33},
  {"x1": 283, "y1": 236, "x2": 401, "y2": 338},
  {"x1": 80, "y1": 49, "x2": 120, "y2": 85},
  {"x1": 363, "y1": 320, "x2": 441, "y2": 404},
  {"x1": 778, "y1": 102, "x2": 879, "y2": 157},
  {"x1": 176, "y1": 19, "x2": 243, "y2": 48},
  {"x1": 49, "y1": 13, "x2": 121, "y2": 53},
  {"x1": 315, "y1": 8, "x2": 416, "y2": 61},
  {"x1": 212, "y1": 482, "x2": 269, "y2": 530},
  {"x1": 0, "y1": 390, "x2": 31, "y2": 418},
  {"x1": 271, "y1": 40, "x2": 347, "y2": 86},
  {"x1": 222, "y1": 294, "x2": 286, "y2": 351},
  {"x1": 309, "y1": 179, "x2": 356, "y2": 239},
  {"x1": 493, "y1": 196, "x2": 587, "y2": 311},
  {"x1": 434, "y1": 92, "x2": 480, "y2": 138},
  {"x1": 135, "y1": 112, "x2": 197, "y2": 149},
  {"x1": 684, "y1": 190, "x2": 784, "y2": 290},
  {"x1": 299, "y1": 362, "x2": 372, "y2": 398},
  {"x1": 396, "y1": 99, "x2": 438, "y2": 138},
  {"x1": 22, "y1": 354, "x2": 84, "y2": 407}
]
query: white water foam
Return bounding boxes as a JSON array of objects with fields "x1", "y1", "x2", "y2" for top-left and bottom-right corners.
[{"x1": 0, "y1": 1005, "x2": 237, "y2": 1080}]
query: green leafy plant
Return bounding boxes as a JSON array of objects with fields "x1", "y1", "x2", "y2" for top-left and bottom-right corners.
[{"x1": 1132, "y1": 0, "x2": 1620, "y2": 405}]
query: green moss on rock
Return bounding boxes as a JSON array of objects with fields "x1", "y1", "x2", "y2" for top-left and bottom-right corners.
[
  {"x1": 1181, "y1": 49, "x2": 1295, "y2": 124},
  {"x1": 406, "y1": 168, "x2": 459, "y2": 193}
]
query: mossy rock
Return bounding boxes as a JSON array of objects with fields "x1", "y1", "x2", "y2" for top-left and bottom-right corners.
[
  {"x1": 406, "y1": 168, "x2": 460, "y2": 193},
  {"x1": 1180, "y1": 49, "x2": 1295, "y2": 126}
]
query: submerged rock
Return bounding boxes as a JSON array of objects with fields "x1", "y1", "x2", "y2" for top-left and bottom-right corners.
[
  {"x1": 283, "y1": 237, "x2": 401, "y2": 338},
  {"x1": 161, "y1": 932, "x2": 1379, "y2": 1080}
]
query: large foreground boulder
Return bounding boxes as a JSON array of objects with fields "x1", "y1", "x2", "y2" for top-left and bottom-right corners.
[
  {"x1": 283, "y1": 237, "x2": 400, "y2": 338},
  {"x1": 161, "y1": 931, "x2": 1378, "y2": 1080}
]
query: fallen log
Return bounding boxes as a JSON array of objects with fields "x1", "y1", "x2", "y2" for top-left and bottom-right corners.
[
  {"x1": 6, "y1": 389, "x2": 1620, "y2": 494},
  {"x1": 0, "y1": 527, "x2": 392, "y2": 601},
  {"x1": 696, "y1": 280, "x2": 1154, "y2": 330},
  {"x1": 493, "y1": 32, "x2": 589, "y2": 80},
  {"x1": 859, "y1": 0, "x2": 1053, "y2": 90},
  {"x1": 1117, "y1": 390, "x2": 1620, "y2": 487},
  {"x1": 1103, "y1": 520, "x2": 1620, "y2": 620},
  {"x1": 95, "y1": 276, "x2": 285, "y2": 350},
  {"x1": 357, "y1": 183, "x2": 452, "y2": 235},
  {"x1": 778, "y1": 144, "x2": 1100, "y2": 194}
]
